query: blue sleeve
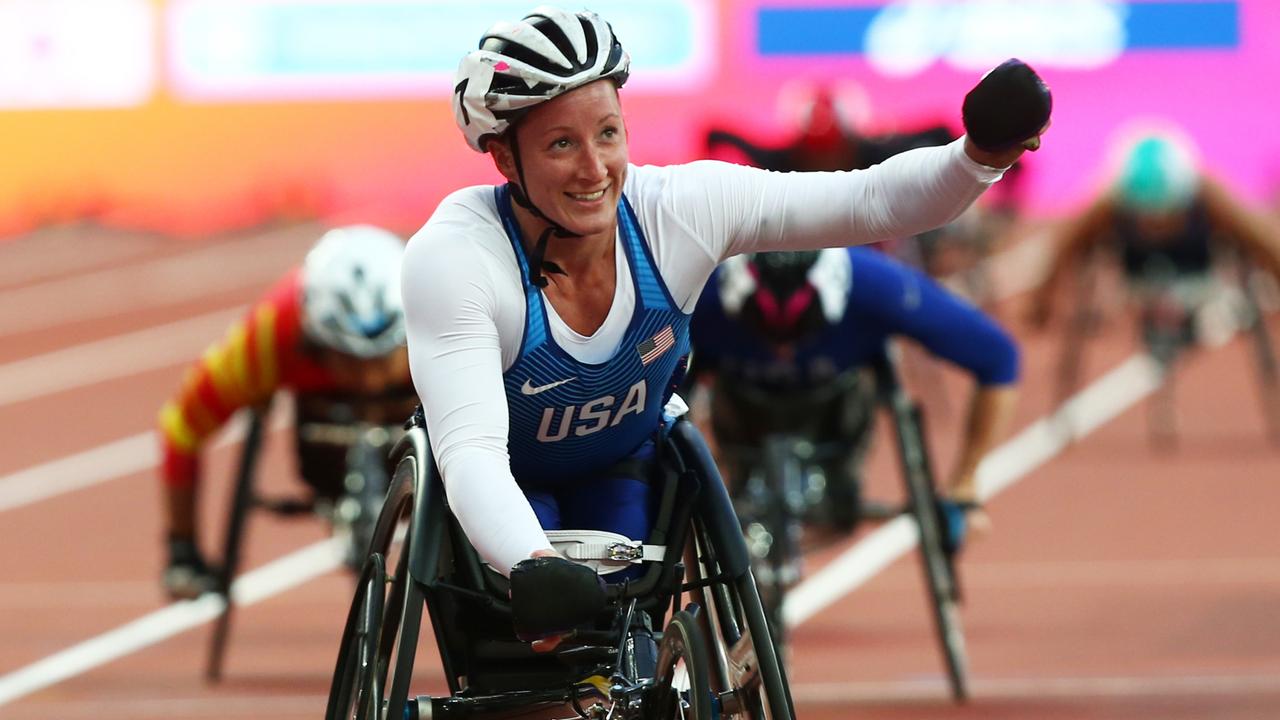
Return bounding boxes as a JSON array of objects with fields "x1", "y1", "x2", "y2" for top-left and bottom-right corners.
[
  {"x1": 689, "y1": 272, "x2": 727, "y2": 373},
  {"x1": 847, "y1": 248, "x2": 1019, "y2": 385}
]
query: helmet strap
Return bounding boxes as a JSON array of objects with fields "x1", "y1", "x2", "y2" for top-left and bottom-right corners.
[{"x1": 507, "y1": 131, "x2": 576, "y2": 288}]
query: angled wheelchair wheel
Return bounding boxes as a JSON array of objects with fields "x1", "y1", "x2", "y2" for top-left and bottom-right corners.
[
  {"x1": 1238, "y1": 267, "x2": 1280, "y2": 445},
  {"x1": 329, "y1": 553, "x2": 387, "y2": 720},
  {"x1": 338, "y1": 425, "x2": 394, "y2": 573},
  {"x1": 647, "y1": 607, "x2": 713, "y2": 720},
  {"x1": 909, "y1": 490, "x2": 969, "y2": 703},
  {"x1": 327, "y1": 437, "x2": 425, "y2": 720},
  {"x1": 754, "y1": 437, "x2": 805, "y2": 649},
  {"x1": 206, "y1": 406, "x2": 270, "y2": 683},
  {"x1": 876, "y1": 353, "x2": 970, "y2": 703},
  {"x1": 668, "y1": 422, "x2": 795, "y2": 720}
]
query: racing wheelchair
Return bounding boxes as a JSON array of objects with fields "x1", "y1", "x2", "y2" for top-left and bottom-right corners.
[
  {"x1": 710, "y1": 371, "x2": 873, "y2": 648},
  {"x1": 711, "y1": 346, "x2": 970, "y2": 701},
  {"x1": 205, "y1": 390, "x2": 412, "y2": 682},
  {"x1": 1053, "y1": 245, "x2": 1280, "y2": 447},
  {"x1": 325, "y1": 411, "x2": 795, "y2": 720}
]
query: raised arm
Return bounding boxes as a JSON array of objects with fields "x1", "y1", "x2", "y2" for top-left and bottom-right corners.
[
  {"x1": 666, "y1": 138, "x2": 1008, "y2": 263},
  {"x1": 1200, "y1": 175, "x2": 1280, "y2": 282},
  {"x1": 1028, "y1": 194, "x2": 1117, "y2": 328},
  {"x1": 660, "y1": 60, "x2": 1050, "y2": 265},
  {"x1": 847, "y1": 250, "x2": 1019, "y2": 500},
  {"x1": 158, "y1": 277, "x2": 297, "y2": 538}
]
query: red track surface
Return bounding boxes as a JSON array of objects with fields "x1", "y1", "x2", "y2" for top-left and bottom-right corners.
[{"x1": 3, "y1": 225, "x2": 1279, "y2": 719}]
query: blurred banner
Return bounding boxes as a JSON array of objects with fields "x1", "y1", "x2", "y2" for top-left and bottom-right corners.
[
  {"x1": 167, "y1": 0, "x2": 712, "y2": 100},
  {"x1": 0, "y1": 0, "x2": 155, "y2": 109},
  {"x1": 0, "y1": 0, "x2": 1275, "y2": 238}
]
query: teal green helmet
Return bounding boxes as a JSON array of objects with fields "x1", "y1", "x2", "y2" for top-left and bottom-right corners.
[{"x1": 1115, "y1": 134, "x2": 1200, "y2": 213}]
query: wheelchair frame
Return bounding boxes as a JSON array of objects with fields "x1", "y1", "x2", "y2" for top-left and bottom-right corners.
[
  {"x1": 713, "y1": 347, "x2": 970, "y2": 702},
  {"x1": 326, "y1": 414, "x2": 796, "y2": 720},
  {"x1": 1053, "y1": 245, "x2": 1280, "y2": 448},
  {"x1": 870, "y1": 347, "x2": 970, "y2": 702},
  {"x1": 206, "y1": 400, "x2": 395, "y2": 682}
]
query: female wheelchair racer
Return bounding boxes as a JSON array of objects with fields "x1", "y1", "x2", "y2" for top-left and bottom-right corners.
[{"x1": 328, "y1": 4, "x2": 1050, "y2": 718}]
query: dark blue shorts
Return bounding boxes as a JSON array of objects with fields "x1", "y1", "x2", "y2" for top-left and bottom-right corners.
[{"x1": 524, "y1": 439, "x2": 655, "y2": 538}]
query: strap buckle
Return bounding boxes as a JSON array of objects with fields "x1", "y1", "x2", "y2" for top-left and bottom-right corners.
[{"x1": 607, "y1": 543, "x2": 644, "y2": 562}]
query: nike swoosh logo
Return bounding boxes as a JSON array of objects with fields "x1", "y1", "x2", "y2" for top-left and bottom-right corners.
[{"x1": 520, "y1": 377, "x2": 576, "y2": 395}]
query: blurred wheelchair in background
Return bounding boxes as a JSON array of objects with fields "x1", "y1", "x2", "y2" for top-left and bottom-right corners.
[
  {"x1": 205, "y1": 391, "x2": 411, "y2": 682},
  {"x1": 326, "y1": 410, "x2": 795, "y2": 720},
  {"x1": 713, "y1": 346, "x2": 971, "y2": 701},
  {"x1": 1054, "y1": 245, "x2": 1280, "y2": 448}
]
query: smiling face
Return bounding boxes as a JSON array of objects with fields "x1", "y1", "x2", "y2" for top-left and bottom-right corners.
[{"x1": 489, "y1": 79, "x2": 628, "y2": 239}]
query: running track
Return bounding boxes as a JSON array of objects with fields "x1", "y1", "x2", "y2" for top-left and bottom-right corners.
[{"x1": 2, "y1": 223, "x2": 1279, "y2": 719}]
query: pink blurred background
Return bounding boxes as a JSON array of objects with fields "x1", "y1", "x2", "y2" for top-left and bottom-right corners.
[{"x1": 1, "y1": 0, "x2": 1276, "y2": 239}]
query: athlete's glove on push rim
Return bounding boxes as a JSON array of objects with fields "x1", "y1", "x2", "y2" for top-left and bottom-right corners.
[{"x1": 509, "y1": 556, "x2": 607, "y2": 642}]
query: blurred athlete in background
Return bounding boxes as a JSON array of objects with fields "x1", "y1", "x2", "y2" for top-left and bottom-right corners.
[
  {"x1": 1029, "y1": 127, "x2": 1280, "y2": 444},
  {"x1": 689, "y1": 248, "x2": 1019, "y2": 535},
  {"x1": 159, "y1": 225, "x2": 415, "y2": 599},
  {"x1": 1030, "y1": 129, "x2": 1280, "y2": 333}
]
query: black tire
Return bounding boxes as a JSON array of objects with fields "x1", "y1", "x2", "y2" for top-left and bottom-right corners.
[
  {"x1": 908, "y1": 494, "x2": 970, "y2": 703},
  {"x1": 327, "y1": 450, "x2": 423, "y2": 720},
  {"x1": 206, "y1": 407, "x2": 269, "y2": 683},
  {"x1": 872, "y1": 350, "x2": 969, "y2": 702},
  {"x1": 343, "y1": 429, "x2": 392, "y2": 574},
  {"x1": 669, "y1": 421, "x2": 795, "y2": 720},
  {"x1": 685, "y1": 522, "x2": 792, "y2": 720},
  {"x1": 1053, "y1": 247, "x2": 1107, "y2": 438},
  {"x1": 895, "y1": 402, "x2": 969, "y2": 703},
  {"x1": 757, "y1": 437, "x2": 804, "y2": 650},
  {"x1": 647, "y1": 607, "x2": 713, "y2": 720},
  {"x1": 1139, "y1": 301, "x2": 1184, "y2": 450},
  {"x1": 1239, "y1": 268, "x2": 1280, "y2": 445},
  {"x1": 328, "y1": 553, "x2": 387, "y2": 720}
]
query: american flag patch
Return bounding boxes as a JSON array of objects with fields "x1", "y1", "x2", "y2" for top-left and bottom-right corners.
[{"x1": 636, "y1": 324, "x2": 675, "y2": 366}]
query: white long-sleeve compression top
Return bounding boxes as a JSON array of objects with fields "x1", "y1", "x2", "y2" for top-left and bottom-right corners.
[{"x1": 401, "y1": 138, "x2": 1005, "y2": 573}]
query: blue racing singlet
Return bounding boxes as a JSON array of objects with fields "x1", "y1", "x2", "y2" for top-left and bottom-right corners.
[{"x1": 495, "y1": 185, "x2": 691, "y2": 487}]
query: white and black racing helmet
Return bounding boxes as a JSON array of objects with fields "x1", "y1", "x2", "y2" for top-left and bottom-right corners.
[
  {"x1": 453, "y1": 5, "x2": 630, "y2": 152},
  {"x1": 300, "y1": 225, "x2": 406, "y2": 358}
]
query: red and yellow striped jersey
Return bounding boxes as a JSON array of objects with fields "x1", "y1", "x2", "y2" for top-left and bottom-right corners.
[{"x1": 158, "y1": 268, "x2": 340, "y2": 488}]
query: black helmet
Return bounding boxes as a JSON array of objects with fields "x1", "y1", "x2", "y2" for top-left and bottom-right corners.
[{"x1": 743, "y1": 251, "x2": 824, "y2": 345}]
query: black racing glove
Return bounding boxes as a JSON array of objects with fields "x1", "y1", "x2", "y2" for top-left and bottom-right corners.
[
  {"x1": 163, "y1": 535, "x2": 218, "y2": 600},
  {"x1": 509, "y1": 556, "x2": 607, "y2": 642},
  {"x1": 962, "y1": 58, "x2": 1053, "y2": 153}
]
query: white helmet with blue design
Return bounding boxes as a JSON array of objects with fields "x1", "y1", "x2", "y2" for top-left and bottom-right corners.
[{"x1": 301, "y1": 225, "x2": 406, "y2": 358}]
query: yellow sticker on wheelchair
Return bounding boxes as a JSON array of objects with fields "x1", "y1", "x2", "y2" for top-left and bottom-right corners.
[{"x1": 580, "y1": 674, "x2": 613, "y2": 696}]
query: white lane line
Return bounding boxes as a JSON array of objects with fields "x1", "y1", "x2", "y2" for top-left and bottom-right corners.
[
  {"x1": 0, "y1": 433, "x2": 157, "y2": 514},
  {"x1": 0, "y1": 224, "x2": 317, "y2": 337},
  {"x1": 0, "y1": 226, "x2": 156, "y2": 291},
  {"x1": 0, "y1": 539, "x2": 344, "y2": 707},
  {"x1": 0, "y1": 402, "x2": 293, "y2": 514},
  {"x1": 783, "y1": 353, "x2": 1163, "y2": 627},
  {"x1": 793, "y1": 673, "x2": 1280, "y2": 703},
  {"x1": 0, "y1": 308, "x2": 241, "y2": 407}
]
